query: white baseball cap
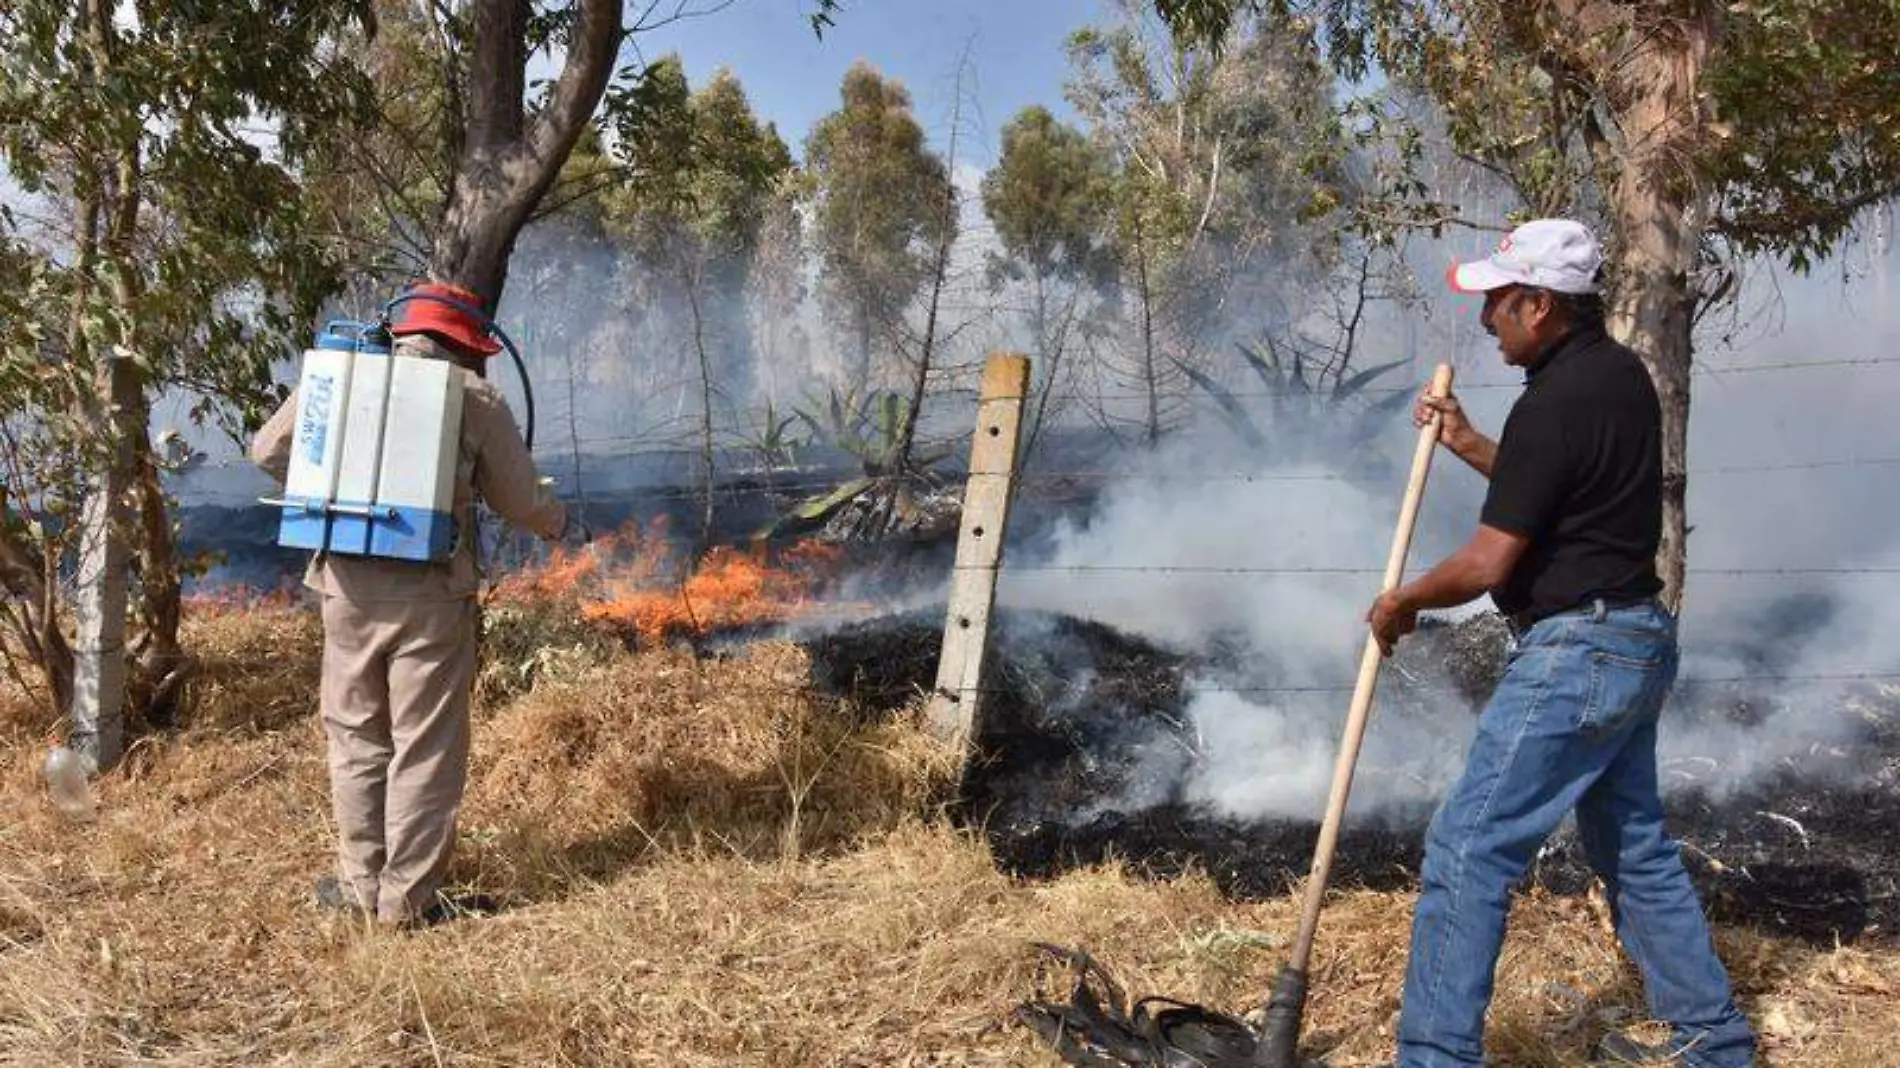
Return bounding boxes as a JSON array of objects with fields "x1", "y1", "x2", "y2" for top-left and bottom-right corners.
[{"x1": 1448, "y1": 219, "x2": 1602, "y2": 295}]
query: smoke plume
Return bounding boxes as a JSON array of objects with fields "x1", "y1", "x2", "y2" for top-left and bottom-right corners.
[{"x1": 1003, "y1": 239, "x2": 1900, "y2": 823}]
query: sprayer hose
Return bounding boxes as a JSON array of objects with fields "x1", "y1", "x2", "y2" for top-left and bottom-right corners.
[
  {"x1": 381, "y1": 291, "x2": 536, "y2": 451},
  {"x1": 496, "y1": 325, "x2": 534, "y2": 451}
]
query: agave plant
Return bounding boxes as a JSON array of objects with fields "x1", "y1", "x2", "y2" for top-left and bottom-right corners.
[
  {"x1": 1179, "y1": 336, "x2": 1415, "y2": 452},
  {"x1": 790, "y1": 385, "x2": 952, "y2": 474},
  {"x1": 758, "y1": 385, "x2": 958, "y2": 541},
  {"x1": 734, "y1": 399, "x2": 808, "y2": 473}
]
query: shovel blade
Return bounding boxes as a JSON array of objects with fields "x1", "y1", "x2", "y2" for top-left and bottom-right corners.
[{"x1": 1252, "y1": 966, "x2": 1308, "y2": 1068}]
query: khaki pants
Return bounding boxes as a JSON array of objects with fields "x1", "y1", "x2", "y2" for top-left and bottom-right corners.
[{"x1": 319, "y1": 595, "x2": 477, "y2": 924}]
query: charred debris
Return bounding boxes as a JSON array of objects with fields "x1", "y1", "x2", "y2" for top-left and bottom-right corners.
[{"x1": 801, "y1": 607, "x2": 1900, "y2": 946}]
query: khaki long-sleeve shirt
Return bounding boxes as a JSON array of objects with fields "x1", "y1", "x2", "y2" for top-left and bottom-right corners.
[{"x1": 251, "y1": 336, "x2": 566, "y2": 603}]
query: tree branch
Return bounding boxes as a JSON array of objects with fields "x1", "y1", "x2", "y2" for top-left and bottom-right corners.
[
  {"x1": 1715, "y1": 180, "x2": 1900, "y2": 251},
  {"x1": 1191, "y1": 133, "x2": 1223, "y2": 246},
  {"x1": 431, "y1": 0, "x2": 624, "y2": 298},
  {"x1": 528, "y1": 161, "x2": 634, "y2": 222},
  {"x1": 468, "y1": 0, "x2": 529, "y2": 155},
  {"x1": 522, "y1": 0, "x2": 624, "y2": 179}
]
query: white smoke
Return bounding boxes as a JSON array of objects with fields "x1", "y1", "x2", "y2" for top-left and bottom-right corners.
[
  {"x1": 1660, "y1": 544, "x2": 1900, "y2": 798},
  {"x1": 1000, "y1": 236, "x2": 1900, "y2": 824},
  {"x1": 1177, "y1": 687, "x2": 1468, "y2": 823},
  {"x1": 1000, "y1": 390, "x2": 1487, "y2": 822}
]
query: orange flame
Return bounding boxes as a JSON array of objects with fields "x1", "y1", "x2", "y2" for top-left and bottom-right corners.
[
  {"x1": 488, "y1": 540, "x2": 607, "y2": 602},
  {"x1": 492, "y1": 521, "x2": 844, "y2": 644},
  {"x1": 183, "y1": 582, "x2": 299, "y2": 619}
]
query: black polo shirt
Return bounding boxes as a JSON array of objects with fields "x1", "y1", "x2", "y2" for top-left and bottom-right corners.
[{"x1": 1481, "y1": 323, "x2": 1664, "y2": 626}]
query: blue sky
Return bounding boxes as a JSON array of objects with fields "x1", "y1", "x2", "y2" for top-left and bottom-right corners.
[{"x1": 625, "y1": 0, "x2": 1107, "y2": 168}]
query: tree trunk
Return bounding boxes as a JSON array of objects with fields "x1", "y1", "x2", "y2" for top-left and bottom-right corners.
[
  {"x1": 683, "y1": 255, "x2": 717, "y2": 548},
  {"x1": 71, "y1": 351, "x2": 138, "y2": 767},
  {"x1": 69, "y1": 0, "x2": 148, "y2": 768},
  {"x1": 853, "y1": 310, "x2": 874, "y2": 389},
  {"x1": 1133, "y1": 212, "x2": 1161, "y2": 448},
  {"x1": 1022, "y1": 268, "x2": 1056, "y2": 462},
  {"x1": 895, "y1": 195, "x2": 958, "y2": 477},
  {"x1": 428, "y1": 0, "x2": 624, "y2": 308},
  {"x1": 563, "y1": 344, "x2": 587, "y2": 519},
  {"x1": 32, "y1": 102, "x2": 104, "y2": 726},
  {"x1": 892, "y1": 55, "x2": 966, "y2": 479},
  {"x1": 1600, "y1": 5, "x2": 1717, "y2": 613},
  {"x1": 0, "y1": 488, "x2": 74, "y2": 717},
  {"x1": 128, "y1": 393, "x2": 188, "y2": 726}
]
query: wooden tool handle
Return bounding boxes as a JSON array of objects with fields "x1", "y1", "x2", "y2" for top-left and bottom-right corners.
[{"x1": 1286, "y1": 362, "x2": 1455, "y2": 971}]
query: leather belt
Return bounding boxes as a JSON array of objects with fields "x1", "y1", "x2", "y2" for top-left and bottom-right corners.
[{"x1": 1506, "y1": 595, "x2": 1660, "y2": 637}]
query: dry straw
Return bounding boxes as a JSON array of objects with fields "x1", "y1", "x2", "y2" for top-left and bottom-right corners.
[{"x1": 0, "y1": 603, "x2": 1894, "y2": 1065}]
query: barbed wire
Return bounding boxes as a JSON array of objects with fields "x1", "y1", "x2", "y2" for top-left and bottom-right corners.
[
  {"x1": 167, "y1": 444, "x2": 1900, "y2": 486},
  {"x1": 1692, "y1": 355, "x2": 1900, "y2": 376},
  {"x1": 933, "y1": 671, "x2": 1900, "y2": 699},
  {"x1": 969, "y1": 564, "x2": 1900, "y2": 577},
  {"x1": 1695, "y1": 456, "x2": 1900, "y2": 475},
  {"x1": 161, "y1": 348, "x2": 1900, "y2": 472}
]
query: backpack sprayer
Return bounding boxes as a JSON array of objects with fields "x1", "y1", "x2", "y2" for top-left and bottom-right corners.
[{"x1": 264, "y1": 283, "x2": 536, "y2": 564}]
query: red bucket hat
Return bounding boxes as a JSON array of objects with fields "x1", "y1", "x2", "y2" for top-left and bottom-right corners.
[{"x1": 388, "y1": 282, "x2": 502, "y2": 357}]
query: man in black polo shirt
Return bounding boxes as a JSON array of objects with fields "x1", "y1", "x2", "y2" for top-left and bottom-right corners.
[{"x1": 1366, "y1": 220, "x2": 1754, "y2": 1068}]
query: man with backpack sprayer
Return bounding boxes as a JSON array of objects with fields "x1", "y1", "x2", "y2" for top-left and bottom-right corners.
[{"x1": 252, "y1": 282, "x2": 571, "y2": 929}]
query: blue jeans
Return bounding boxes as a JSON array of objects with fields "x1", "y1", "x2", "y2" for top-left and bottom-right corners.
[{"x1": 1396, "y1": 601, "x2": 1755, "y2": 1067}]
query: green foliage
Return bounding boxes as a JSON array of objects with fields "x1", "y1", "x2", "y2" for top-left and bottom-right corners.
[
  {"x1": 0, "y1": 239, "x2": 94, "y2": 503},
  {"x1": 736, "y1": 400, "x2": 808, "y2": 472},
  {"x1": 791, "y1": 384, "x2": 950, "y2": 474},
  {"x1": 0, "y1": 0, "x2": 376, "y2": 442},
  {"x1": 1705, "y1": 0, "x2": 1900, "y2": 269},
  {"x1": 980, "y1": 105, "x2": 1124, "y2": 453},
  {"x1": 606, "y1": 58, "x2": 793, "y2": 268},
  {"x1": 981, "y1": 106, "x2": 1118, "y2": 290},
  {"x1": 1067, "y1": 6, "x2": 1348, "y2": 343},
  {"x1": 1053, "y1": 3, "x2": 1377, "y2": 447},
  {"x1": 597, "y1": 56, "x2": 791, "y2": 419},
  {"x1": 1154, "y1": 1, "x2": 1900, "y2": 273},
  {"x1": 1149, "y1": 0, "x2": 1249, "y2": 46},
  {"x1": 1, "y1": 2, "x2": 375, "y2": 186},
  {"x1": 296, "y1": 1, "x2": 464, "y2": 286},
  {"x1": 752, "y1": 385, "x2": 957, "y2": 540},
  {"x1": 803, "y1": 63, "x2": 956, "y2": 383},
  {"x1": 1, "y1": 0, "x2": 374, "y2": 709}
]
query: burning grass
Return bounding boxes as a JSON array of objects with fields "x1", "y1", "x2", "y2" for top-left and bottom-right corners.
[
  {"x1": 1, "y1": 604, "x2": 1898, "y2": 1065},
  {"x1": 179, "y1": 582, "x2": 302, "y2": 619},
  {"x1": 490, "y1": 521, "x2": 846, "y2": 648}
]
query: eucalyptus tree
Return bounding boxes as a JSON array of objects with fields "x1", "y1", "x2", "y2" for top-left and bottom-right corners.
[
  {"x1": 0, "y1": 0, "x2": 376, "y2": 762},
  {"x1": 1155, "y1": 0, "x2": 1900, "y2": 606}
]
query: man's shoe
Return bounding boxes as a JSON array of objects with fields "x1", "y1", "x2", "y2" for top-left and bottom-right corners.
[
  {"x1": 398, "y1": 890, "x2": 501, "y2": 931},
  {"x1": 1594, "y1": 1032, "x2": 1685, "y2": 1064},
  {"x1": 313, "y1": 874, "x2": 371, "y2": 920}
]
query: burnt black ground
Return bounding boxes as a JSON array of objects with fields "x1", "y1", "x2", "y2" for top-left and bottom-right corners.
[{"x1": 802, "y1": 608, "x2": 1900, "y2": 947}]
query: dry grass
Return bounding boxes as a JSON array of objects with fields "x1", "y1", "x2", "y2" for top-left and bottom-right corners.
[{"x1": 0, "y1": 605, "x2": 1896, "y2": 1066}]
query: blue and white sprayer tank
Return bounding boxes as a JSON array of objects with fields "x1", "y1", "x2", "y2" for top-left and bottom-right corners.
[{"x1": 269, "y1": 320, "x2": 465, "y2": 562}]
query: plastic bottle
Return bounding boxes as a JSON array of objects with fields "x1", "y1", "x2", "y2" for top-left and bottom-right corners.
[{"x1": 43, "y1": 738, "x2": 95, "y2": 819}]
